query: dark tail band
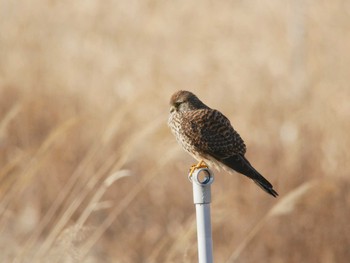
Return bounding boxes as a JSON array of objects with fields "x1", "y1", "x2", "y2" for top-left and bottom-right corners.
[{"x1": 220, "y1": 154, "x2": 278, "y2": 197}]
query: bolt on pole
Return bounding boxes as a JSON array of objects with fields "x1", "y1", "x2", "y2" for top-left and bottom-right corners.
[{"x1": 189, "y1": 167, "x2": 215, "y2": 263}]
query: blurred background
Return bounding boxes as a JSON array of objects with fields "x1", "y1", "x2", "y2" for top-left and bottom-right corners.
[{"x1": 1, "y1": 0, "x2": 350, "y2": 262}]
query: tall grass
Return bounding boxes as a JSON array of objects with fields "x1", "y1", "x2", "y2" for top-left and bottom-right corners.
[{"x1": 1, "y1": 0, "x2": 350, "y2": 262}]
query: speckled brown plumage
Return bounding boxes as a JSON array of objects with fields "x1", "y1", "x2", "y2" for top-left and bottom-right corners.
[{"x1": 168, "y1": 90, "x2": 278, "y2": 197}]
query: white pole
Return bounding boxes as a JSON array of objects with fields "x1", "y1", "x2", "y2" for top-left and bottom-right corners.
[{"x1": 190, "y1": 167, "x2": 214, "y2": 263}]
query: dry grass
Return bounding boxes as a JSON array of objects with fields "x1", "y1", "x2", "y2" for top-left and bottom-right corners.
[{"x1": 1, "y1": 0, "x2": 350, "y2": 262}]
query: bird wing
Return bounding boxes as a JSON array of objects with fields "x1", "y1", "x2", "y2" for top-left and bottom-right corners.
[{"x1": 182, "y1": 109, "x2": 246, "y2": 158}]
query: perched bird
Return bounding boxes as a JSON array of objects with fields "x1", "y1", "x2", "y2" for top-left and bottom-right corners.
[{"x1": 168, "y1": 90, "x2": 278, "y2": 197}]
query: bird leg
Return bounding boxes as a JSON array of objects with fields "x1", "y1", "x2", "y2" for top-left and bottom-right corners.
[{"x1": 189, "y1": 160, "x2": 208, "y2": 177}]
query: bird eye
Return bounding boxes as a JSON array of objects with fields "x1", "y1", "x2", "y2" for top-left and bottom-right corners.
[{"x1": 174, "y1": 101, "x2": 182, "y2": 108}]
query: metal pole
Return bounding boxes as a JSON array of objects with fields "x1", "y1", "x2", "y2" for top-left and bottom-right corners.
[{"x1": 190, "y1": 167, "x2": 214, "y2": 263}]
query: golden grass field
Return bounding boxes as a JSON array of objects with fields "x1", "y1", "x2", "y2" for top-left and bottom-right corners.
[{"x1": 1, "y1": 0, "x2": 350, "y2": 262}]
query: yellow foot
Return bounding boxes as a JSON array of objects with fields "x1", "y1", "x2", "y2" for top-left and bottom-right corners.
[{"x1": 189, "y1": 160, "x2": 208, "y2": 177}]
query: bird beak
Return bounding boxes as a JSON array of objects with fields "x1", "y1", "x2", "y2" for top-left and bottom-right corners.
[{"x1": 170, "y1": 106, "x2": 176, "y2": 113}]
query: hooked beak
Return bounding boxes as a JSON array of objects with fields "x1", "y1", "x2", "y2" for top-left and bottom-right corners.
[{"x1": 170, "y1": 106, "x2": 176, "y2": 113}]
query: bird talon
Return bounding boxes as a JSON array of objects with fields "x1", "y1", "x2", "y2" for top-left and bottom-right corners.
[{"x1": 188, "y1": 160, "x2": 208, "y2": 177}]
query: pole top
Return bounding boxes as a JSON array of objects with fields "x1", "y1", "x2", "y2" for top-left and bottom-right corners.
[
  {"x1": 189, "y1": 167, "x2": 215, "y2": 186},
  {"x1": 189, "y1": 167, "x2": 214, "y2": 204}
]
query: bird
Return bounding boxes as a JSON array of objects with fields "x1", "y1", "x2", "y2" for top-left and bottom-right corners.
[{"x1": 168, "y1": 90, "x2": 278, "y2": 197}]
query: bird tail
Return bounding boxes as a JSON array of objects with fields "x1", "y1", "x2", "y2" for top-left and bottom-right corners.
[{"x1": 221, "y1": 155, "x2": 278, "y2": 197}]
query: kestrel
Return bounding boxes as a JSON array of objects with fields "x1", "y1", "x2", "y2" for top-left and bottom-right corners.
[{"x1": 168, "y1": 90, "x2": 278, "y2": 197}]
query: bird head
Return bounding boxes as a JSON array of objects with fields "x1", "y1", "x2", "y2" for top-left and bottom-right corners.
[{"x1": 169, "y1": 90, "x2": 208, "y2": 113}]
